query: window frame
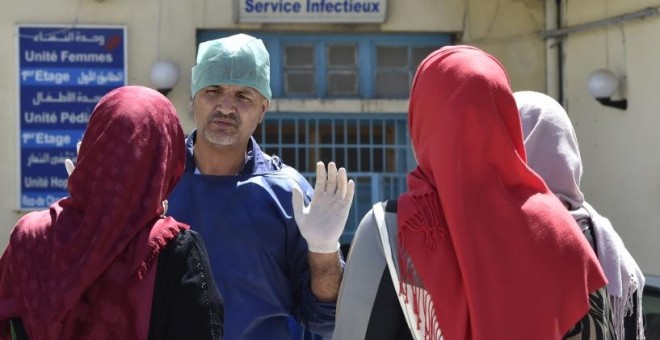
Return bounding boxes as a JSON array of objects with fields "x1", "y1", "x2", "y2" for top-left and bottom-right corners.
[{"x1": 196, "y1": 31, "x2": 452, "y2": 99}]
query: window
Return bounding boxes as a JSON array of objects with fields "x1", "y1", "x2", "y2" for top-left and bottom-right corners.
[
  {"x1": 327, "y1": 44, "x2": 358, "y2": 96},
  {"x1": 255, "y1": 114, "x2": 410, "y2": 244},
  {"x1": 257, "y1": 114, "x2": 408, "y2": 173},
  {"x1": 197, "y1": 31, "x2": 452, "y2": 99},
  {"x1": 375, "y1": 45, "x2": 437, "y2": 98},
  {"x1": 283, "y1": 45, "x2": 315, "y2": 95}
]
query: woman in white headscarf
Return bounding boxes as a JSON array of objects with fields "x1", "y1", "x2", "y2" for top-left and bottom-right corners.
[{"x1": 514, "y1": 90, "x2": 645, "y2": 340}]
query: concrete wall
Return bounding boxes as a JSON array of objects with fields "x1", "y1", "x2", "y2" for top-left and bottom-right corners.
[
  {"x1": 460, "y1": 0, "x2": 547, "y2": 93},
  {"x1": 561, "y1": 0, "x2": 660, "y2": 275}
]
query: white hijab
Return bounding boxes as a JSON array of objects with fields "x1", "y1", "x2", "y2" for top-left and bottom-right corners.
[{"x1": 514, "y1": 90, "x2": 645, "y2": 340}]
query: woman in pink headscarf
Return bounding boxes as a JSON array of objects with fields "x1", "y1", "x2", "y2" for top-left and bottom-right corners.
[
  {"x1": 334, "y1": 46, "x2": 607, "y2": 340},
  {"x1": 515, "y1": 90, "x2": 645, "y2": 339},
  {"x1": 0, "y1": 86, "x2": 223, "y2": 339}
]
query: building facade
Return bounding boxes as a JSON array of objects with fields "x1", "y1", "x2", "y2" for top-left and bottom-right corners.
[{"x1": 1, "y1": 0, "x2": 658, "y2": 275}]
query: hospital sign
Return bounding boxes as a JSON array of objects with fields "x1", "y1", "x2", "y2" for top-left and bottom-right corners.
[
  {"x1": 236, "y1": 0, "x2": 386, "y2": 23},
  {"x1": 17, "y1": 25, "x2": 127, "y2": 209}
]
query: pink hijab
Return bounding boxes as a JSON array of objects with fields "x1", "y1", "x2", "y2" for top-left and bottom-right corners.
[
  {"x1": 515, "y1": 90, "x2": 645, "y2": 339},
  {"x1": 0, "y1": 86, "x2": 188, "y2": 339},
  {"x1": 397, "y1": 46, "x2": 607, "y2": 340}
]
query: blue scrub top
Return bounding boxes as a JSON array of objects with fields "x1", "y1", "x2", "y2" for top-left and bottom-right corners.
[{"x1": 168, "y1": 132, "x2": 337, "y2": 339}]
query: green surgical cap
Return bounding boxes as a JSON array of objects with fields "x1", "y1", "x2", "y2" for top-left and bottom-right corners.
[{"x1": 191, "y1": 33, "x2": 272, "y2": 100}]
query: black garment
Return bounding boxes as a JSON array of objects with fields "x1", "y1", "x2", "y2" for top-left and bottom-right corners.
[
  {"x1": 9, "y1": 229, "x2": 223, "y2": 340},
  {"x1": 364, "y1": 200, "x2": 413, "y2": 340},
  {"x1": 365, "y1": 268, "x2": 414, "y2": 340},
  {"x1": 149, "y1": 229, "x2": 224, "y2": 339},
  {"x1": 623, "y1": 292, "x2": 639, "y2": 340}
]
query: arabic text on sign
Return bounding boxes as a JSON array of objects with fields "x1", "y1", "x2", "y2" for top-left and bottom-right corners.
[
  {"x1": 32, "y1": 31, "x2": 107, "y2": 46},
  {"x1": 21, "y1": 69, "x2": 124, "y2": 86},
  {"x1": 31, "y1": 91, "x2": 102, "y2": 106},
  {"x1": 26, "y1": 151, "x2": 77, "y2": 167}
]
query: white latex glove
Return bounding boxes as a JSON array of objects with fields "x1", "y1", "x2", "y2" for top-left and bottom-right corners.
[
  {"x1": 64, "y1": 141, "x2": 81, "y2": 176},
  {"x1": 292, "y1": 161, "x2": 355, "y2": 253}
]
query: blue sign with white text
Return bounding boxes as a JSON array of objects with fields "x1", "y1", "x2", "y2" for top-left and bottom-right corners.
[{"x1": 18, "y1": 25, "x2": 127, "y2": 209}]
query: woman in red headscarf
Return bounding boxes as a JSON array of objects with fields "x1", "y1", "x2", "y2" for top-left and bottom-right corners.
[
  {"x1": 334, "y1": 46, "x2": 607, "y2": 340},
  {"x1": 0, "y1": 86, "x2": 223, "y2": 339}
]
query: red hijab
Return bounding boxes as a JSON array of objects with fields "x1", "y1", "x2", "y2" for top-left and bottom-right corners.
[
  {"x1": 0, "y1": 86, "x2": 188, "y2": 339},
  {"x1": 397, "y1": 46, "x2": 606, "y2": 339}
]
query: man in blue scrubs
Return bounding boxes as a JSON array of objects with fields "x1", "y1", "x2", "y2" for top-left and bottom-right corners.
[{"x1": 168, "y1": 33, "x2": 355, "y2": 339}]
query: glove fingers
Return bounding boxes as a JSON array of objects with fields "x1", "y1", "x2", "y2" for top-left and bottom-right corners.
[
  {"x1": 337, "y1": 167, "x2": 348, "y2": 198},
  {"x1": 345, "y1": 179, "x2": 356, "y2": 203},
  {"x1": 65, "y1": 159, "x2": 75, "y2": 176},
  {"x1": 291, "y1": 186, "x2": 305, "y2": 219},
  {"x1": 314, "y1": 161, "x2": 327, "y2": 196},
  {"x1": 326, "y1": 162, "x2": 338, "y2": 194}
]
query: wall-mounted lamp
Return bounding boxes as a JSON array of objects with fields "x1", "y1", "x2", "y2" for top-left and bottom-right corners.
[
  {"x1": 150, "y1": 60, "x2": 179, "y2": 97},
  {"x1": 587, "y1": 68, "x2": 627, "y2": 110}
]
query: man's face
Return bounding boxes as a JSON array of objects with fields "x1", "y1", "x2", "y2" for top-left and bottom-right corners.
[{"x1": 192, "y1": 85, "x2": 269, "y2": 149}]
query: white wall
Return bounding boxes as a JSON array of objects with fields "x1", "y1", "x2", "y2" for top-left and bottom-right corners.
[
  {"x1": 562, "y1": 0, "x2": 660, "y2": 275},
  {"x1": 460, "y1": 0, "x2": 547, "y2": 93}
]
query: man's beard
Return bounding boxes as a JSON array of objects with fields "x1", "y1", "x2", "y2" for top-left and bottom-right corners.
[
  {"x1": 204, "y1": 129, "x2": 237, "y2": 147},
  {"x1": 203, "y1": 112, "x2": 240, "y2": 147}
]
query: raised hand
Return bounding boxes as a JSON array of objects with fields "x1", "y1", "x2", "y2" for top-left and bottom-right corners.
[{"x1": 292, "y1": 161, "x2": 356, "y2": 253}]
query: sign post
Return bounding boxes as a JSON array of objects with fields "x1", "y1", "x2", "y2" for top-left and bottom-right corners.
[{"x1": 17, "y1": 25, "x2": 127, "y2": 210}]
